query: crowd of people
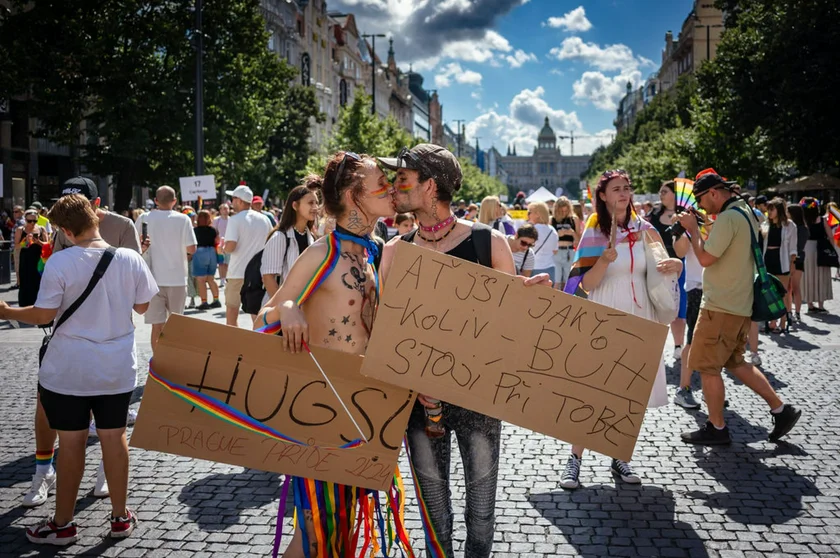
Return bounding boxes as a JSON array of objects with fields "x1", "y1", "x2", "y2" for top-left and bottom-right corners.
[{"x1": 0, "y1": 152, "x2": 837, "y2": 553}]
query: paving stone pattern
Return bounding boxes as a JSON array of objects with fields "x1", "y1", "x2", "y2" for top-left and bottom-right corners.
[{"x1": 1, "y1": 294, "x2": 839, "y2": 557}]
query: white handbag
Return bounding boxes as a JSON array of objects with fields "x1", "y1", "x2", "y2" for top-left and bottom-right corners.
[{"x1": 643, "y1": 230, "x2": 680, "y2": 324}]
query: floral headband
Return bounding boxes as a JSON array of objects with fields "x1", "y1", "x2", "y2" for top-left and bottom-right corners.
[
  {"x1": 598, "y1": 169, "x2": 631, "y2": 189},
  {"x1": 799, "y1": 198, "x2": 818, "y2": 210}
]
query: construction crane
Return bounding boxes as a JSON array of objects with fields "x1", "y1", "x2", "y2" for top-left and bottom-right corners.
[{"x1": 556, "y1": 131, "x2": 610, "y2": 156}]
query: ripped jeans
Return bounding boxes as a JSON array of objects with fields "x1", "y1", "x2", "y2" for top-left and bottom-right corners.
[{"x1": 406, "y1": 401, "x2": 502, "y2": 558}]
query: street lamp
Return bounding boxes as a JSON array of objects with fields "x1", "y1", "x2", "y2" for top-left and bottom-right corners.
[
  {"x1": 362, "y1": 33, "x2": 386, "y2": 116},
  {"x1": 425, "y1": 89, "x2": 437, "y2": 142},
  {"x1": 194, "y1": 0, "x2": 204, "y2": 176},
  {"x1": 451, "y1": 119, "x2": 465, "y2": 157}
]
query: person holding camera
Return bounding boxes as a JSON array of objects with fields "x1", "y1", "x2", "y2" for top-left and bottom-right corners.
[
  {"x1": 677, "y1": 172, "x2": 801, "y2": 445},
  {"x1": 647, "y1": 181, "x2": 691, "y2": 361},
  {"x1": 0, "y1": 194, "x2": 158, "y2": 545}
]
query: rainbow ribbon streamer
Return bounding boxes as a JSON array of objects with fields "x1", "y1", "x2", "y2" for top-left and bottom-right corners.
[
  {"x1": 37, "y1": 242, "x2": 52, "y2": 275},
  {"x1": 147, "y1": 365, "x2": 364, "y2": 451},
  {"x1": 404, "y1": 436, "x2": 446, "y2": 557}
]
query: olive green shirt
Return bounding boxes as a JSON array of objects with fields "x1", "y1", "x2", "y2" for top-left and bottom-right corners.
[
  {"x1": 53, "y1": 211, "x2": 141, "y2": 253},
  {"x1": 700, "y1": 198, "x2": 758, "y2": 317}
]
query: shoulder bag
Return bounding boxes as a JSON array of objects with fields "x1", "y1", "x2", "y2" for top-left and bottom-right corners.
[
  {"x1": 815, "y1": 219, "x2": 839, "y2": 268},
  {"x1": 643, "y1": 229, "x2": 680, "y2": 324},
  {"x1": 39, "y1": 247, "x2": 116, "y2": 365},
  {"x1": 733, "y1": 209, "x2": 787, "y2": 322}
]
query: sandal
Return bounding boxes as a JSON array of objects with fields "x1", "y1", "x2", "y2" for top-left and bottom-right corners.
[{"x1": 769, "y1": 327, "x2": 782, "y2": 334}]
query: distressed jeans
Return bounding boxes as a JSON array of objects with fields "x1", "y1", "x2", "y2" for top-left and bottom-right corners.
[{"x1": 406, "y1": 401, "x2": 502, "y2": 558}]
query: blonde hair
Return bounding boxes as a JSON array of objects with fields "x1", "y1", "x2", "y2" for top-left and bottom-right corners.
[
  {"x1": 478, "y1": 196, "x2": 501, "y2": 225},
  {"x1": 553, "y1": 196, "x2": 572, "y2": 221},
  {"x1": 528, "y1": 201, "x2": 550, "y2": 225}
]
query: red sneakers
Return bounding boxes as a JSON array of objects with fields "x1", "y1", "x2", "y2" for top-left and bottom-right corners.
[
  {"x1": 25, "y1": 518, "x2": 78, "y2": 546},
  {"x1": 110, "y1": 508, "x2": 138, "y2": 539}
]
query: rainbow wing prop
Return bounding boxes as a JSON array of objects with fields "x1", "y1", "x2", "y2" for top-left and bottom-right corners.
[{"x1": 673, "y1": 178, "x2": 698, "y2": 211}]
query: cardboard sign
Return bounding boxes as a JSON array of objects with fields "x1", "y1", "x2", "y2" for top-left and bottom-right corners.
[
  {"x1": 361, "y1": 242, "x2": 668, "y2": 461},
  {"x1": 179, "y1": 175, "x2": 217, "y2": 201},
  {"x1": 131, "y1": 314, "x2": 416, "y2": 491},
  {"x1": 507, "y1": 209, "x2": 528, "y2": 221}
]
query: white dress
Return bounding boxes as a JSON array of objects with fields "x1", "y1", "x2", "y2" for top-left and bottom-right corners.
[{"x1": 587, "y1": 239, "x2": 668, "y2": 408}]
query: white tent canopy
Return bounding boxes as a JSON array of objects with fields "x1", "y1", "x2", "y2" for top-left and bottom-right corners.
[{"x1": 525, "y1": 186, "x2": 557, "y2": 203}]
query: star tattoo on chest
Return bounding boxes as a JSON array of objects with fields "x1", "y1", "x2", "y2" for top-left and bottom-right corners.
[
  {"x1": 341, "y1": 316, "x2": 350, "y2": 325},
  {"x1": 328, "y1": 329, "x2": 337, "y2": 337}
]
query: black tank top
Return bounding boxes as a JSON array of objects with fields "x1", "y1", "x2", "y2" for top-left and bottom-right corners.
[
  {"x1": 402, "y1": 229, "x2": 481, "y2": 265},
  {"x1": 648, "y1": 210, "x2": 676, "y2": 258}
]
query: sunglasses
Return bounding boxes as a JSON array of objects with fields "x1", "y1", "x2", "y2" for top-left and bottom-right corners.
[
  {"x1": 519, "y1": 239, "x2": 535, "y2": 249},
  {"x1": 334, "y1": 151, "x2": 361, "y2": 190},
  {"x1": 26, "y1": 219, "x2": 38, "y2": 223}
]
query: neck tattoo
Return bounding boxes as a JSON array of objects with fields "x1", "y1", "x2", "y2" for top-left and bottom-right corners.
[{"x1": 419, "y1": 214, "x2": 456, "y2": 233}]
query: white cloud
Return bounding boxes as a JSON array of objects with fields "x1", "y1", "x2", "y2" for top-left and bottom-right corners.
[
  {"x1": 471, "y1": 91, "x2": 482, "y2": 100},
  {"x1": 434, "y1": 62, "x2": 483, "y2": 88},
  {"x1": 571, "y1": 70, "x2": 642, "y2": 111},
  {"x1": 544, "y1": 6, "x2": 592, "y2": 32},
  {"x1": 504, "y1": 49, "x2": 537, "y2": 68},
  {"x1": 466, "y1": 87, "x2": 590, "y2": 154},
  {"x1": 549, "y1": 37, "x2": 652, "y2": 73}
]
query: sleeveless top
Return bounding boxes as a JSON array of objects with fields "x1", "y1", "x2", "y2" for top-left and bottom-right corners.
[
  {"x1": 648, "y1": 209, "x2": 677, "y2": 259},
  {"x1": 808, "y1": 218, "x2": 827, "y2": 241}
]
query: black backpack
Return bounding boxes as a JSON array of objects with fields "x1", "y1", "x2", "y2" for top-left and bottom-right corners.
[
  {"x1": 401, "y1": 222, "x2": 493, "y2": 268},
  {"x1": 240, "y1": 232, "x2": 291, "y2": 315}
]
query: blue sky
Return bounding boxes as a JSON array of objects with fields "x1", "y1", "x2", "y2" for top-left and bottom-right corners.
[{"x1": 329, "y1": 0, "x2": 695, "y2": 155}]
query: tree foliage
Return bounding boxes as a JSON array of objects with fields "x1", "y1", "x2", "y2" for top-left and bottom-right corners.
[
  {"x1": 457, "y1": 157, "x2": 507, "y2": 202},
  {"x1": 585, "y1": 0, "x2": 840, "y2": 192},
  {"x1": 0, "y1": 0, "x2": 316, "y2": 209}
]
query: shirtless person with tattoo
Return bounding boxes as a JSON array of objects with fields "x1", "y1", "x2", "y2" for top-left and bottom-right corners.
[
  {"x1": 256, "y1": 152, "x2": 395, "y2": 558},
  {"x1": 377, "y1": 144, "x2": 551, "y2": 558}
]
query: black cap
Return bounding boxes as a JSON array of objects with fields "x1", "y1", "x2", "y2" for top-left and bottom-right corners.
[
  {"x1": 693, "y1": 173, "x2": 736, "y2": 197},
  {"x1": 377, "y1": 144, "x2": 462, "y2": 193},
  {"x1": 61, "y1": 176, "x2": 98, "y2": 200},
  {"x1": 755, "y1": 195, "x2": 767, "y2": 205}
]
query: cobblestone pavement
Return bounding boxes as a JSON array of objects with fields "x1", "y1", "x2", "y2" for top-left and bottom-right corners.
[{"x1": 1, "y1": 283, "x2": 839, "y2": 557}]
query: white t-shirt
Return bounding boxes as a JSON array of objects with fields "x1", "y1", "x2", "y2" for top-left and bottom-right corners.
[
  {"x1": 531, "y1": 223, "x2": 559, "y2": 270},
  {"x1": 226, "y1": 210, "x2": 272, "y2": 279},
  {"x1": 36, "y1": 247, "x2": 159, "y2": 396},
  {"x1": 685, "y1": 245, "x2": 703, "y2": 291},
  {"x1": 143, "y1": 210, "x2": 197, "y2": 286},
  {"x1": 512, "y1": 246, "x2": 535, "y2": 275}
]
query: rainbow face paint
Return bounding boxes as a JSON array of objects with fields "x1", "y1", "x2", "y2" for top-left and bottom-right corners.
[{"x1": 370, "y1": 185, "x2": 390, "y2": 199}]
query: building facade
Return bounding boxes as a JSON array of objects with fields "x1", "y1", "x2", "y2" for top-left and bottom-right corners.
[
  {"x1": 659, "y1": 1, "x2": 724, "y2": 92},
  {"x1": 498, "y1": 117, "x2": 591, "y2": 196},
  {"x1": 614, "y1": 0, "x2": 724, "y2": 134}
]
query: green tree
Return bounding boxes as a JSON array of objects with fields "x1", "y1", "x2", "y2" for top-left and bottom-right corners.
[
  {"x1": 458, "y1": 157, "x2": 506, "y2": 202},
  {"x1": 0, "y1": 0, "x2": 302, "y2": 210},
  {"x1": 563, "y1": 178, "x2": 581, "y2": 199},
  {"x1": 701, "y1": 0, "x2": 840, "y2": 174},
  {"x1": 306, "y1": 89, "x2": 419, "y2": 176}
]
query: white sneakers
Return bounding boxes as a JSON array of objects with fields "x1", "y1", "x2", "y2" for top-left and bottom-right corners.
[
  {"x1": 22, "y1": 469, "x2": 56, "y2": 508},
  {"x1": 94, "y1": 461, "x2": 110, "y2": 498},
  {"x1": 673, "y1": 345, "x2": 683, "y2": 360}
]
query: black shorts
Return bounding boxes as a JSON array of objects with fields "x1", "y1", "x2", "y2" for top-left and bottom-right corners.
[
  {"x1": 38, "y1": 384, "x2": 132, "y2": 431},
  {"x1": 685, "y1": 288, "x2": 703, "y2": 345},
  {"x1": 795, "y1": 256, "x2": 805, "y2": 272}
]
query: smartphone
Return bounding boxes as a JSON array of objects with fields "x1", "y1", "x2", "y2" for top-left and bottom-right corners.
[{"x1": 141, "y1": 222, "x2": 148, "y2": 241}]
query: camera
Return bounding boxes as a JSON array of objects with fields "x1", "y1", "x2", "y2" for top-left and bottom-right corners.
[{"x1": 666, "y1": 209, "x2": 702, "y2": 239}]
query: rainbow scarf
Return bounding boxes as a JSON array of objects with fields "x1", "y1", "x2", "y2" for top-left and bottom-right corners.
[
  {"x1": 563, "y1": 212, "x2": 652, "y2": 296},
  {"x1": 259, "y1": 230, "x2": 381, "y2": 336},
  {"x1": 255, "y1": 229, "x2": 407, "y2": 558}
]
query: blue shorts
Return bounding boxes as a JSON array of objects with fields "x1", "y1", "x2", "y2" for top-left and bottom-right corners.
[
  {"x1": 192, "y1": 246, "x2": 218, "y2": 277},
  {"x1": 677, "y1": 263, "x2": 687, "y2": 320}
]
